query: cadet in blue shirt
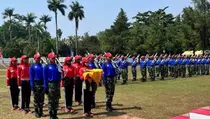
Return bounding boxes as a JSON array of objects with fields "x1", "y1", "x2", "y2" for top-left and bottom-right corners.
[
  {"x1": 43, "y1": 52, "x2": 62, "y2": 119},
  {"x1": 147, "y1": 56, "x2": 155, "y2": 81},
  {"x1": 102, "y1": 52, "x2": 117, "y2": 112},
  {"x1": 30, "y1": 53, "x2": 46, "y2": 118},
  {"x1": 178, "y1": 56, "x2": 183, "y2": 77},
  {"x1": 155, "y1": 56, "x2": 160, "y2": 77},
  {"x1": 118, "y1": 56, "x2": 129, "y2": 84},
  {"x1": 186, "y1": 56, "x2": 192, "y2": 77},
  {"x1": 131, "y1": 56, "x2": 137, "y2": 81},
  {"x1": 159, "y1": 56, "x2": 165, "y2": 80},
  {"x1": 140, "y1": 56, "x2": 147, "y2": 82}
]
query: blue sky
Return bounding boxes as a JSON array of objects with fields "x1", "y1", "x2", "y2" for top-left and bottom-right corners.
[{"x1": 0, "y1": 0, "x2": 192, "y2": 38}]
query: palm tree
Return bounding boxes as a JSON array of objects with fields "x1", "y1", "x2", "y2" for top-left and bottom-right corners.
[
  {"x1": 2, "y1": 8, "x2": 18, "y2": 41},
  {"x1": 40, "y1": 14, "x2": 52, "y2": 31},
  {"x1": 68, "y1": 1, "x2": 85, "y2": 55},
  {"x1": 47, "y1": 0, "x2": 67, "y2": 55},
  {"x1": 33, "y1": 22, "x2": 45, "y2": 51},
  {"x1": 23, "y1": 13, "x2": 37, "y2": 43}
]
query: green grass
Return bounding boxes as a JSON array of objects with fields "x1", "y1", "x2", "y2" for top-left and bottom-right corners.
[{"x1": 1, "y1": 69, "x2": 210, "y2": 119}]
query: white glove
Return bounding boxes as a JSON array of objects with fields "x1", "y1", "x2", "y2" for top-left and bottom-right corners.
[
  {"x1": 7, "y1": 86, "x2": 10, "y2": 88},
  {"x1": 61, "y1": 87, "x2": 64, "y2": 90},
  {"x1": 18, "y1": 86, "x2": 21, "y2": 89}
]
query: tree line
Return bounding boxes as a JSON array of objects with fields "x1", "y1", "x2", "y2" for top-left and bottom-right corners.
[{"x1": 0, "y1": 0, "x2": 209, "y2": 58}]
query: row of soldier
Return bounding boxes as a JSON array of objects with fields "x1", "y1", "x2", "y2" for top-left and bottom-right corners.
[{"x1": 6, "y1": 52, "x2": 117, "y2": 119}]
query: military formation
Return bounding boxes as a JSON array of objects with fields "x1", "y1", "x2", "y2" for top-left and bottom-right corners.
[
  {"x1": 6, "y1": 52, "x2": 117, "y2": 119},
  {"x1": 5, "y1": 52, "x2": 210, "y2": 119}
]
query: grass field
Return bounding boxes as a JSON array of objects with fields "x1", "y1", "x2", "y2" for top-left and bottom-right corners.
[{"x1": 1, "y1": 68, "x2": 210, "y2": 119}]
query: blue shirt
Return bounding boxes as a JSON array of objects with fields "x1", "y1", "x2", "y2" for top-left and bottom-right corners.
[
  {"x1": 178, "y1": 59, "x2": 182, "y2": 65},
  {"x1": 185, "y1": 59, "x2": 190, "y2": 65},
  {"x1": 156, "y1": 59, "x2": 161, "y2": 66},
  {"x1": 30, "y1": 63, "x2": 44, "y2": 88},
  {"x1": 131, "y1": 60, "x2": 137, "y2": 68},
  {"x1": 118, "y1": 60, "x2": 129, "y2": 69},
  {"x1": 102, "y1": 62, "x2": 117, "y2": 81},
  {"x1": 140, "y1": 60, "x2": 147, "y2": 68},
  {"x1": 89, "y1": 62, "x2": 96, "y2": 69},
  {"x1": 147, "y1": 60, "x2": 155, "y2": 67},
  {"x1": 159, "y1": 59, "x2": 165, "y2": 66},
  {"x1": 43, "y1": 64, "x2": 62, "y2": 89}
]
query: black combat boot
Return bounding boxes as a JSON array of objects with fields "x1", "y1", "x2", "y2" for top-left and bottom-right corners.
[
  {"x1": 54, "y1": 110, "x2": 59, "y2": 119},
  {"x1": 39, "y1": 108, "x2": 46, "y2": 117},
  {"x1": 49, "y1": 111, "x2": 53, "y2": 119},
  {"x1": 106, "y1": 103, "x2": 112, "y2": 112},
  {"x1": 34, "y1": 108, "x2": 40, "y2": 118}
]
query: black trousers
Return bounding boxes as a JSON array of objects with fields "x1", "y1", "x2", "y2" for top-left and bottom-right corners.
[
  {"x1": 91, "y1": 81, "x2": 97, "y2": 106},
  {"x1": 82, "y1": 80, "x2": 92, "y2": 113},
  {"x1": 9, "y1": 78, "x2": 19, "y2": 107},
  {"x1": 63, "y1": 78, "x2": 74, "y2": 109},
  {"x1": 75, "y1": 77, "x2": 82, "y2": 102},
  {"x1": 20, "y1": 80, "x2": 31, "y2": 110}
]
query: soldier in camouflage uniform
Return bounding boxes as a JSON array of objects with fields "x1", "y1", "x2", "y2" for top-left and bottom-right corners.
[
  {"x1": 102, "y1": 52, "x2": 117, "y2": 112},
  {"x1": 164, "y1": 55, "x2": 169, "y2": 77},
  {"x1": 159, "y1": 56, "x2": 165, "y2": 80},
  {"x1": 155, "y1": 56, "x2": 160, "y2": 77},
  {"x1": 147, "y1": 56, "x2": 155, "y2": 81},
  {"x1": 43, "y1": 52, "x2": 62, "y2": 119},
  {"x1": 205, "y1": 56, "x2": 210, "y2": 75},
  {"x1": 140, "y1": 56, "x2": 147, "y2": 82},
  {"x1": 131, "y1": 56, "x2": 137, "y2": 81},
  {"x1": 201, "y1": 56, "x2": 205, "y2": 75},
  {"x1": 186, "y1": 56, "x2": 192, "y2": 77},
  {"x1": 181, "y1": 56, "x2": 186, "y2": 78},
  {"x1": 30, "y1": 53, "x2": 46, "y2": 118},
  {"x1": 118, "y1": 56, "x2": 129, "y2": 84}
]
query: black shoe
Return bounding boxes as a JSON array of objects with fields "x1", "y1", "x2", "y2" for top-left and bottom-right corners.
[
  {"x1": 39, "y1": 113, "x2": 46, "y2": 117},
  {"x1": 35, "y1": 113, "x2": 41, "y2": 118},
  {"x1": 106, "y1": 107, "x2": 112, "y2": 112},
  {"x1": 110, "y1": 106, "x2": 116, "y2": 110},
  {"x1": 91, "y1": 104, "x2": 96, "y2": 108}
]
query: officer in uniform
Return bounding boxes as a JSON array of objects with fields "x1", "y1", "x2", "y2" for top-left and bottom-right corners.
[
  {"x1": 155, "y1": 56, "x2": 160, "y2": 77},
  {"x1": 30, "y1": 53, "x2": 46, "y2": 118},
  {"x1": 17, "y1": 55, "x2": 32, "y2": 114},
  {"x1": 102, "y1": 52, "x2": 117, "y2": 112},
  {"x1": 6, "y1": 57, "x2": 19, "y2": 110},
  {"x1": 43, "y1": 52, "x2": 62, "y2": 119},
  {"x1": 140, "y1": 56, "x2": 147, "y2": 82},
  {"x1": 147, "y1": 56, "x2": 155, "y2": 81},
  {"x1": 186, "y1": 56, "x2": 192, "y2": 77},
  {"x1": 131, "y1": 56, "x2": 137, "y2": 81},
  {"x1": 159, "y1": 56, "x2": 165, "y2": 80},
  {"x1": 205, "y1": 56, "x2": 210, "y2": 75},
  {"x1": 118, "y1": 56, "x2": 129, "y2": 84}
]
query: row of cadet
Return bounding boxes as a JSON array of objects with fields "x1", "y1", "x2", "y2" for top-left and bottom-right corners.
[
  {"x1": 6, "y1": 52, "x2": 117, "y2": 119},
  {"x1": 88, "y1": 54, "x2": 210, "y2": 84}
]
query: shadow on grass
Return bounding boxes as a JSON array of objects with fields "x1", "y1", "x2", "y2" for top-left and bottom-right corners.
[{"x1": 60, "y1": 111, "x2": 126, "y2": 119}]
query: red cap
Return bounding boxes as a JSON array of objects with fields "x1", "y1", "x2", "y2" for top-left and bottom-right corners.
[
  {"x1": 88, "y1": 54, "x2": 95, "y2": 59},
  {"x1": 21, "y1": 55, "x2": 28, "y2": 60},
  {"x1": 10, "y1": 57, "x2": 17, "y2": 62},
  {"x1": 34, "y1": 53, "x2": 41, "y2": 59},
  {"x1": 64, "y1": 57, "x2": 72, "y2": 62},
  {"x1": 104, "y1": 52, "x2": 112, "y2": 58},
  {"x1": 48, "y1": 52, "x2": 56, "y2": 59},
  {"x1": 75, "y1": 55, "x2": 82, "y2": 61},
  {"x1": 82, "y1": 57, "x2": 88, "y2": 63}
]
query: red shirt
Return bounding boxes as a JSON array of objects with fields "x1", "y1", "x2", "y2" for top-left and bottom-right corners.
[
  {"x1": 17, "y1": 64, "x2": 30, "y2": 86},
  {"x1": 72, "y1": 63, "x2": 82, "y2": 77},
  {"x1": 6, "y1": 66, "x2": 18, "y2": 86},
  {"x1": 79, "y1": 67, "x2": 92, "y2": 81}
]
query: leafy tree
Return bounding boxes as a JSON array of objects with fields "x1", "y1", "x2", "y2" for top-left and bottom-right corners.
[
  {"x1": 39, "y1": 14, "x2": 52, "y2": 31},
  {"x1": 47, "y1": 0, "x2": 67, "y2": 54},
  {"x1": 68, "y1": 1, "x2": 85, "y2": 55}
]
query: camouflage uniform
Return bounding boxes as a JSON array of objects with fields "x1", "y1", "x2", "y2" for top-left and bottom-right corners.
[
  {"x1": 140, "y1": 57, "x2": 147, "y2": 82},
  {"x1": 105, "y1": 77, "x2": 115, "y2": 109}
]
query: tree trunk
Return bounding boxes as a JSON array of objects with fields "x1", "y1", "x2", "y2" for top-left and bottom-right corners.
[
  {"x1": 75, "y1": 19, "x2": 78, "y2": 55},
  {"x1": 29, "y1": 25, "x2": 31, "y2": 43},
  {"x1": 9, "y1": 17, "x2": 12, "y2": 41},
  {"x1": 55, "y1": 12, "x2": 59, "y2": 55}
]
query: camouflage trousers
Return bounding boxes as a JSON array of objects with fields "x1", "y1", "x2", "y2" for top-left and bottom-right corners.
[
  {"x1": 169, "y1": 66, "x2": 173, "y2": 77},
  {"x1": 131, "y1": 67, "x2": 137, "y2": 80},
  {"x1": 196, "y1": 64, "x2": 201, "y2": 75},
  {"x1": 179, "y1": 65, "x2": 186, "y2": 78},
  {"x1": 121, "y1": 69, "x2": 128, "y2": 83},
  {"x1": 187, "y1": 65, "x2": 193, "y2": 77},
  {"x1": 200, "y1": 64, "x2": 205, "y2": 75},
  {"x1": 105, "y1": 77, "x2": 115, "y2": 107},
  {"x1": 33, "y1": 81, "x2": 44, "y2": 114},
  {"x1": 164, "y1": 65, "x2": 168, "y2": 77},
  {"x1": 48, "y1": 81, "x2": 60, "y2": 112},
  {"x1": 148, "y1": 67, "x2": 155, "y2": 81},
  {"x1": 160, "y1": 65, "x2": 165, "y2": 80},
  {"x1": 205, "y1": 64, "x2": 209, "y2": 75},
  {"x1": 141, "y1": 68, "x2": 147, "y2": 82},
  {"x1": 155, "y1": 66, "x2": 160, "y2": 77}
]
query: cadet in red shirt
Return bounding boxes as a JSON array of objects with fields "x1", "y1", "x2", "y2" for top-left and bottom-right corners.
[
  {"x1": 79, "y1": 57, "x2": 94, "y2": 117},
  {"x1": 6, "y1": 57, "x2": 19, "y2": 110},
  {"x1": 17, "y1": 55, "x2": 31, "y2": 114},
  {"x1": 61, "y1": 57, "x2": 76, "y2": 113},
  {"x1": 72, "y1": 55, "x2": 82, "y2": 105}
]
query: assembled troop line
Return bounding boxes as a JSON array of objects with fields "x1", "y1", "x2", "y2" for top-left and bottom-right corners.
[
  {"x1": 6, "y1": 52, "x2": 210, "y2": 119},
  {"x1": 6, "y1": 52, "x2": 116, "y2": 119}
]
